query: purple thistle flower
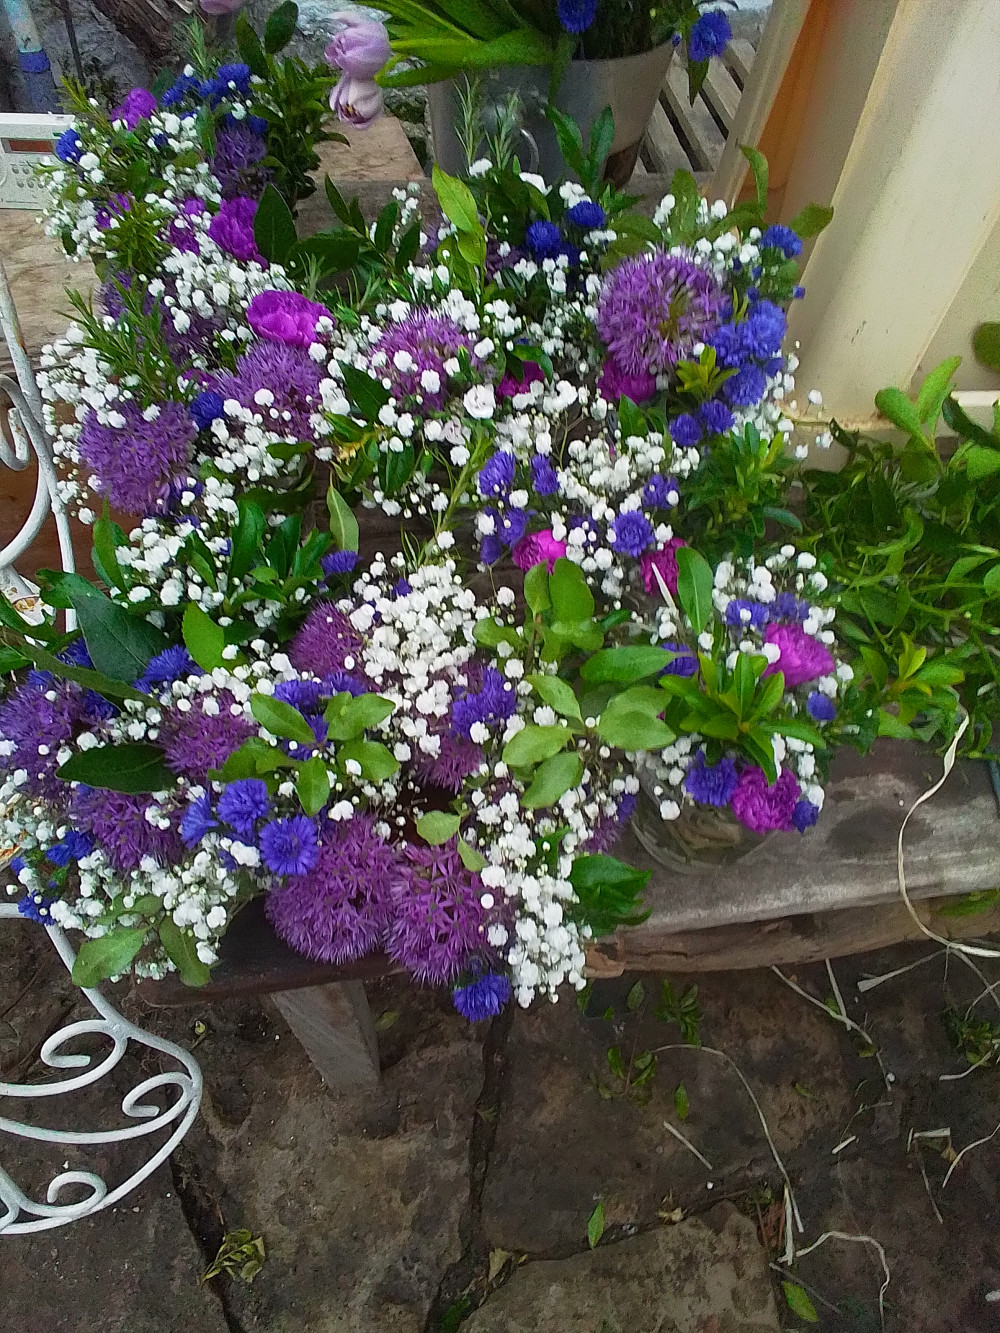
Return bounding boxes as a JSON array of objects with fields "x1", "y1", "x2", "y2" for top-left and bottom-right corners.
[
  {"x1": 45, "y1": 831, "x2": 94, "y2": 866},
  {"x1": 688, "y1": 9, "x2": 732, "y2": 63},
  {"x1": 760, "y1": 225, "x2": 802, "y2": 259},
  {"x1": 73, "y1": 789, "x2": 182, "y2": 873},
  {"x1": 531, "y1": 454, "x2": 559, "y2": 496},
  {"x1": 373, "y1": 312, "x2": 478, "y2": 408},
  {"x1": 451, "y1": 667, "x2": 517, "y2": 739},
  {"x1": 567, "y1": 200, "x2": 606, "y2": 229},
  {"x1": 265, "y1": 816, "x2": 401, "y2": 963},
  {"x1": 729, "y1": 766, "x2": 800, "y2": 835},
  {"x1": 453, "y1": 969, "x2": 511, "y2": 1021},
  {"x1": 259, "y1": 815, "x2": 320, "y2": 876},
  {"x1": 161, "y1": 692, "x2": 256, "y2": 784},
  {"x1": 415, "y1": 734, "x2": 484, "y2": 793},
  {"x1": 683, "y1": 752, "x2": 739, "y2": 807},
  {"x1": 211, "y1": 123, "x2": 271, "y2": 199},
  {"x1": 190, "y1": 389, "x2": 225, "y2": 431},
  {"x1": 18, "y1": 891, "x2": 57, "y2": 923},
  {"x1": 78, "y1": 401, "x2": 196, "y2": 517},
  {"x1": 598, "y1": 249, "x2": 728, "y2": 376},
  {"x1": 322, "y1": 550, "x2": 358, "y2": 577},
  {"x1": 0, "y1": 680, "x2": 83, "y2": 798},
  {"x1": 725, "y1": 599, "x2": 770, "y2": 630},
  {"x1": 669, "y1": 414, "x2": 702, "y2": 448},
  {"x1": 700, "y1": 399, "x2": 735, "y2": 436},
  {"x1": 135, "y1": 645, "x2": 196, "y2": 695},
  {"x1": 387, "y1": 841, "x2": 484, "y2": 984},
  {"x1": 610, "y1": 510, "x2": 654, "y2": 557},
  {"x1": 217, "y1": 777, "x2": 270, "y2": 839},
  {"x1": 478, "y1": 450, "x2": 516, "y2": 499},
  {"x1": 807, "y1": 692, "x2": 837, "y2": 723},
  {"x1": 217, "y1": 340, "x2": 323, "y2": 440},
  {"x1": 180, "y1": 791, "x2": 217, "y2": 848},
  {"x1": 526, "y1": 220, "x2": 562, "y2": 259},
  {"x1": 793, "y1": 799, "x2": 820, "y2": 833},
  {"x1": 289, "y1": 603, "x2": 364, "y2": 677}
]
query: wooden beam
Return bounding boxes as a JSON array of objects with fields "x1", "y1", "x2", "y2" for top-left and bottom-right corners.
[
  {"x1": 724, "y1": 38, "x2": 757, "y2": 88},
  {"x1": 701, "y1": 63, "x2": 742, "y2": 135},
  {"x1": 271, "y1": 981, "x2": 381, "y2": 1090},
  {"x1": 643, "y1": 98, "x2": 690, "y2": 175},
  {"x1": 661, "y1": 61, "x2": 726, "y2": 173}
]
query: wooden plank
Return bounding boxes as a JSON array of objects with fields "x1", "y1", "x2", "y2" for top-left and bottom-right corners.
[
  {"x1": 643, "y1": 98, "x2": 691, "y2": 175},
  {"x1": 702, "y1": 63, "x2": 743, "y2": 135},
  {"x1": 271, "y1": 981, "x2": 381, "y2": 1090},
  {"x1": 724, "y1": 37, "x2": 758, "y2": 88},
  {"x1": 662, "y1": 61, "x2": 726, "y2": 172}
]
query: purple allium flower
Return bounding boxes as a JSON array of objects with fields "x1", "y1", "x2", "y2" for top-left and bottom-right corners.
[
  {"x1": 688, "y1": 9, "x2": 732, "y2": 62},
  {"x1": 661, "y1": 640, "x2": 698, "y2": 677},
  {"x1": 290, "y1": 603, "x2": 364, "y2": 676},
  {"x1": 322, "y1": 550, "x2": 358, "y2": 578},
  {"x1": 208, "y1": 196, "x2": 265, "y2": 265},
  {"x1": 610, "y1": 510, "x2": 655, "y2": 558},
  {"x1": 211, "y1": 124, "x2": 270, "y2": 199},
  {"x1": 259, "y1": 815, "x2": 319, "y2": 877},
  {"x1": 669, "y1": 414, "x2": 702, "y2": 448},
  {"x1": 162, "y1": 691, "x2": 256, "y2": 784},
  {"x1": 246, "y1": 286, "x2": 333, "y2": 350},
  {"x1": 597, "y1": 356, "x2": 656, "y2": 405},
  {"x1": 531, "y1": 454, "x2": 559, "y2": 496},
  {"x1": 557, "y1": 0, "x2": 598, "y2": 34},
  {"x1": 180, "y1": 791, "x2": 217, "y2": 847},
  {"x1": 763, "y1": 623, "x2": 835, "y2": 690},
  {"x1": 135, "y1": 645, "x2": 196, "y2": 695},
  {"x1": 45, "y1": 831, "x2": 94, "y2": 866},
  {"x1": 725, "y1": 599, "x2": 770, "y2": 630},
  {"x1": 73, "y1": 789, "x2": 182, "y2": 873},
  {"x1": 415, "y1": 734, "x2": 484, "y2": 793},
  {"x1": 266, "y1": 817, "x2": 401, "y2": 962},
  {"x1": 729, "y1": 766, "x2": 800, "y2": 835},
  {"x1": 684, "y1": 752, "x2": 739, "y2": 807},
  {"x1": 761, "y1": 225, "x2": 803, "y2": 258},
  {"x1": 453, "y1": 969, "x2": 511, "y2": 1020},
  {"x1": 478, "y1": 450, "x2": 516, "y2": 498},
  {"x1": 526, "y1": 220, "x2": 562, "y2": 258},
  {"x1": 793, "y1": 799, "x2": 820, "y2": 833},
  {"x1": 190, "y1": 389, "x2": 225, "y2": 431},
  {"x1": 511, "y1": 528, "x2": 567, "y2": 572},
  {"x1": 18, "y1": 891, "x2": 57, "y2": 924},
  {"x1": 598, "y1": 250, "x2": 727, "y2": 376},
  {"x1": 218, "y1": 777, "x2": 270, "y2": 838},
  {"x1": 111, "y1": 88, "x2": 156, "y2": 130},
  {"x1": 78, "y1": 400, "x2": 196, "y2": 516},
  {"x1": 700, "y1": 399, "x2": 735, "y2": 436},
  {"x1": 55, "y1": 128, "x2": 82, "y2": 164},
  {"x1": 217, "y1": 340, "x2": 323, "y2": 439},
  {"x1": 387, "y1": 841, "x2": 484, "y2": 984},
  {"x1": 373, "y1": 312, "x2": 478, "y2": 408},
  {"x1": 0, "y1": 680, "x2": 83, "y2": 797},
  {"x1": 324, "y1": 15, "x2": 391, "y2": 79},
  {"x1": 807, "y1": 692, "x2": 837, "y2": 723},
  {"x1": 723, "y1": 364, "x2": 768, "y2": 407},
  {"x1": 770, "y1": 592, "x2": 810, "y2": 622},
  {"x1": 451, "y1": 667, "x2": 517, "y2": 739},
  {"x1": 567, "y1": 200, "x2": 606, "y2": 229}
]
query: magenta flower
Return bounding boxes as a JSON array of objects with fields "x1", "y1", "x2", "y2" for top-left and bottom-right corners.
[
  {"x1": 639, "y1": 538, "x2": 687, "y2": 596},
  {"x1": 497, "y1": 361, "x2": 546, "y2": 400},
  {"x1": 111, "y1": 88, "x2": 156, "y2": 130},
  {"x1": 730, "y1": 766, "x2": 801, "y2": 835},
  {"x1": 246, "y1": 289, "x2": 333, "y2": 348},
  {"x1": 200, "y1": 0, "x2": 244, "y2": 14},
  {"x1": 597, "y1": 356, "x2": 656, "y2": 405},
  {"x1": 763, "y1": 623, "x2": 835, "y2": 690},
  {"x1": 208, "y1": 195, "x2": 264, "y2": 265},
  {"x1": 512, "y1": 529, "x2": 568, "y2": 572},
  {"x1": 330, "y1": 76, "x2": 384, "y2": 130},
  {"x1": 325, "y1": 13, "x2": 391, "y2": 79}
]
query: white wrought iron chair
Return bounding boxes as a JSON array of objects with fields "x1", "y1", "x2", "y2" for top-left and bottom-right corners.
[{"x1": 0, "y1": 260, "x2": 203, "y2": 1234}]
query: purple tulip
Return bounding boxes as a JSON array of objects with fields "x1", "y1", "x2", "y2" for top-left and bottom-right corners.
[
  {"x1": 329, "y1": 76, "x2": 384, "y2": 131},
  {"x1": 325, "y1": 13, "x2": 391, "y2": 80},
  {"x1": 200, "y1": 0, "x2": 244, "y2": 14}
]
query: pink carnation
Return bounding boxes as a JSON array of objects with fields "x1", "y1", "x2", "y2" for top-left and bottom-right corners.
[
  {"x1": 639, "y1": 538, "x2": 687, "y2": 596},
  {"x1": 512, "y1": 529, "x2": 567, "y2": 572},
  {"x1": 730, "y1": 766, "x2": 800, "y2": 834},
  {"x1": 246, "y1": 290, "x2": 333, "y2": 348},
  {"x1": 763, "y1": 623, "x2": 835, "y2": 689}
]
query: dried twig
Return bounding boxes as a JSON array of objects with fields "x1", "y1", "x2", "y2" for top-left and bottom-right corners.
[
  {"x1": 795, "y1": 1230, "x2": 891, "y2": 1329},
  {"x1": 770, "y1": 965, "x2": 891, "y2": 1091},
  {"x1": 661, "y1": 1117, "x2": 713, "y2": 1171},
  {"x1": 942, "y1": 1121, "x2": 1000, "y2": 1191}
]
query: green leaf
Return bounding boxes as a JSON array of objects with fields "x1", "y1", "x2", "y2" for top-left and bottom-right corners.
[
  {"x1": 250, "y1": 693, "x2": 316, "y2": 745},
  {"x1": 587, "y1": 1200, "x2": 605, "y2": 1249},
  {"x1": 230, "y1": 499, "x2": 266, "y2": 582},
  {"x1": 235, "y1": 12, "x2": 268, "y2": 77},
  {"x1": 57, "y1": 743, "x2": 176, "y2": 793},
  {"x1": 416, "y1": 810, "x2": 462, "y2": 845},
  {"x1": 71, "y1": 927, "x2": 147, "y2": 987},
  {"x1": 916, "y1": 356, "x2": 962, "y2": 426},
  {"x1": 458, "y1": 838, "x2": 487, "y2": 872},
  {"x1": 984, "y1": 564, "x2": 1000, "y2": 598},
  {"x1": 973, "y1": 322, "x2": 1000, "y2": 373},
  {"x1": 580, "y1": 647, "x2": 672, "y2": 685},
  {"x1": 67, "y1": 578, "x2": 167, "y2": 681},
  {"x1": 674, "y1": 1083, "x2": 690, "y2": 1121},
  {"x1": 263, "y1": 0, "x2": 298, "y2": 53},
  {"x1": 965, "y1": 446, "x2": 1000, "y2": 482},
  {"x1": 182, "y1": 603, "x2": 226, "y2": 672},
  {"x1": 787, "y1": 202, "x2": 833, "y2": 239},
  {"x1": 767, "y1": 719, "x2": 827, "y2": 748},
  {"x1": 877, "y1": 708, "x2": 916, "y2": 740},
  {"x1": 92, "y1": 514, "x2": 127, "y2": 591},
  {"x1": 337, "y1": 738, "x2": 399, "y2": 782},
  {"x1": 782, "y1": 1281, "x2": 819, "y2": 1324},
  {"x1": 325, "y1": 693, "x2": 395, "y2": 740},
  {"x1": 253, "y1": 183, "x2": 297, "y2": 265},
  {"x1": 503, "y1": 724, "x2": 572, "y2": 767},
  {"x1": 602, "y1": 685, "x2": 670, "y2": 717},
  {"x1": 626, "y1": 981, "x2": 645, "y2": 1013},
  {"x1": 523, "y1": 562, "x2": 551, "y2": 615},
  {"x1": 432, "y1": 163, "x2": 481, "y2": 233},
  {"x1": 521, "y1": 750, "x2": 584, "y2": 809},
  {"x1": 15, "y1": 641, "x2": 149, "y2": 703},
  {"x1": 675, "y1": 547, "x2": 714, "y2": 635},
  {"x1": 296, "y1": 755, "x2": 330, "y2": 816},
  {"x1": 597, "y1": 711, "x2": 674, "y2": 752},
  {"x1": 341, "y1": 360, "x2": 392, "y2": 420},
  {"x1": 0, "y1": 645, "x2": 28, "y2": 672},
  {"x1": 159, "y1": 918, "x2": 211, "y2": 987},
  {"x1": 874, "y1": 385, "x2": 925, "y2": 439},
  {"x1": 549, "y1": 558, "x2": 594, "y2": 624},
  {"x1": 527, "y1": 674, "x2": 581, "y2": 721},
  {"x1": 740, "y1": 144, "x2": 769, "y2": 211},
  {"x1": 326, "y1": 486, "x2": 360, "y2": 552}
]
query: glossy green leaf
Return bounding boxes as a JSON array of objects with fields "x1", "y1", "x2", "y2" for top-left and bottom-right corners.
[
  {"x1": 523, "y1": 562, "x2": 551, "y2": 614},
  {"x1": 71, "y1": 926, "x2": 147, "y2": 987},
  {"x1": 250, "y1": 693, "x2": 316, "y2": 745},
  {"x1": 675, "y1": 547, "x2": 714, "y2": 636},
  {"x1": 325, "y1": 693, "x2": 395, "y2": 740},
  {"x1": 874, "y1": 385, "x2": 925, "y2": 439},
  {"x1": 327, "y1": 486, "x2": 360, "y2": 552},
  {"x1": 527, "y1": 674, "x2": 581, "y2": 721},
  {"x1": 597, "y1": 711, "x2": 674, "y2": 752},
  {"x1": 229, "y1": 499, "x2": 266, "y2": 583},
  {"x1": 458, "y1": 838, "x2": 487, "y2": 872},
  {"x1": 67, "y1": 578, "x2": 166, "y2": 682},
  {"x1": 15, "y1": 641, "x2": 149, "y2": 703},
  {"x1": 965, "y1": 446, "x2": 1000, "y2": 482},
  {"x1": 916, "y1": 356, "x2": 962, "y2": 425},
  {"x1": 549, "y1": 558, "x2": 594, "y2": 624},
  {"x1": 235, "y1": 12, "x2": 268, "y2": 77},
  {"x1": 253, "y1": 183, "x2": 297, "y2": 265},
  {"x1": 337, "y1": 738, "x2": 399, "y2": 782},
  {"x1": 502, "y1": 724, "x2": 572, "y2": 767},
  {"x1": 432, "y1": 163, "x2": 480, "y2": 233},
  {"x1": 182, "y1": 602, "x2": 226, "y2": 672},
  {"x1": 521, "y1": 750, "x2": 584, "y2": 810},
  {"x1": 296, "y1": 755, "x2": 331, "y2": 816},
  {"x1": 159, "y1": 918, "x2": 211, "y2": 987},
  {"x1": 58, "y1": 742, "x2": 176, "y2": 793},
  {"x1": 416, "y1": 810, "x2": 461, "y2": 844},
  {"x1": 341, "y1": 361, "x2": 392, "y2": 420},
  {"x1": 580, "y1": 646, "x2": 672, "y2": 685},
  {"x1": 92, "y1": 515, "x2": 127, "y2": 591}
]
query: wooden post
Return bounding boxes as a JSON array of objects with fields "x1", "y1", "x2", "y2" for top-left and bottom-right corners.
[{"x1": 272, "y1": 981, "x2": 381, "y2": 1091}]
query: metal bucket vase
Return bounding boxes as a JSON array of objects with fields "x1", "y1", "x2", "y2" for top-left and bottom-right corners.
[
  {"x1": 630, "y1": 779, "x2": 774, "y2": 873},
  {"x1": 427, "y1": 44, "x2": 674, "y2": 188}
]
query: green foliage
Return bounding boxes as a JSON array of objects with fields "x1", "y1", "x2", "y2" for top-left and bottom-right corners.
[
  {"x1": 656, "y1": 979, "x2": 702, "y2": 1046},
  {"x1": 568, "y1": 855, "x2": 651, "y2": 936},
  {"x1": 416, "y1": 810, "x2": 463, "y2": 844},
  {"x1": 202, "y1": 1229, "x2": 266, "y2": 1285},
  {"x1": 71, "y1": 927, "x2": 148, "y2": 987},
  {"x1": 943, "y1": 1006, "x2": 1000, "y2": 1067},
  {"x1": 586, "y1": 1200, "x2": 605, "y2": 1249},
  {"x1": 57, "y1": 742, "x2": 176, "y2": 794},
  {"x1": 782, "y1": 1281, "x2": 819, "y2": 1323}
]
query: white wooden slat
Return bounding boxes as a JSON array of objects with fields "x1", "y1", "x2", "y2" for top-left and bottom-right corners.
[
  {"x1": 724, "y1": 38, "x2": 757, "y2": 88},
  {"x1": 661, "y1": 61, "x2": 726, "y2": 172},
  {"x1": 702, "y1": 63, "x2": 743, "y2": 135},
  {"x1": 643, "y1": 98, "x2": 690, "y2": 176}
]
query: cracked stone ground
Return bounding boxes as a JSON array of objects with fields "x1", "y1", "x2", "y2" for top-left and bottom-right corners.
[{"x1": 3, "y1": 914, "x2": 1000, "y2": 1332}]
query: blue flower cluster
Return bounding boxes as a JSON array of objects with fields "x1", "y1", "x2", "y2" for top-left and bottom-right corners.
[
  {"x1": 451, "y1": 668, "x2": 517, "y2": 739},
  {"x1": 708, "y1": 299, "x2": 788, "y2": 409},
  {"x1": 688, "y1": 10, "x2": 732, "y2": 64}
]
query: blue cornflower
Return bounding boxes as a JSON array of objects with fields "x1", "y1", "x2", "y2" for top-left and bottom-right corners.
[
  {"x1": 688, "y1": 10, "x2": 731, "y2": 62},
  {"x1": 793, "y1": 285, "x2": 806, "y2": 300},
  {"x1": 218, "y1": 778, "x2": 271, "y2": 839},
  {"x1": 190, "y1": 390, "x2": 225, "y2": 431},
  {"x1": 723, "y1": 365, "x2": 768, "y2": 408},
  {"x1": 683, "y1": 753, "x2": 738, "y2": 807},
  {"x1": 710, "y1": 322, "x2": 746, "y2": 370},
  {"x1": 451, "y1": 667, "x2": 517, "y2": 738},
  {"x1": 760, "y1": 224, "x2": 803, "y2": 259},
  {"x1": 531, "y1": 455, "x2": 559, "y2": 496},
  {"x1": 45, "y1": 831, "x2": 94, "y2": 866},
  {"x1": 669, "y1": 414, "x2": 702, "y2": 448},
  {"x1": 160, "y1": 73, "x2": 198, "y2": 107},
  {"x1": 180, "y1": 791, "x2": 217, "y2": 848},
  {"x1": 771, "y1": 592, "x2": 809, "y2": 622},
  {"x1": 567, "y1": 200, "x2": 606, "y2": 229},
  {"x1": 807, "y1": 692, "x2": 837, "y2": 723},
  {"x1": 525, "y1": 220, "x2": 562, "y2": 260},
  {"x1": 793, "y1": 799, "x2": 820, "y2": 832},
  {"x1": 478, "y1": 451, "x2": 516, "y2": 498},
  {"x1": 55, "y1": 128, "x2": 83, "y2": 164},
  {"x1": 661, "y1": 641, "x2": 698, "y2": 678},
  {"x1": 393, "y1": 578, "x2": 412, "y2": 597},
  {"x1": 215, "y1": 63, "x2": 252, "y2": 94},
  {"x1": 725, "y1": 599, "x2": 769, "y2": 630},
  {"x1": 321, "y1": 549, "x2": 359, "y2": 577},
  {"x1": 135, "y1": 645, "x2": 196, "y2": 694},
  {"x1": 499, "y1": 507, "x2": 529, "y2": 547},
  {"x1": 610, "y1": 511, "x2": 654, "y2": 557},
  {"x1": 453, "y1": 970, "x2": 512, "y2": 1021},
  {"x1": 557, "y1": 0, "x2": 598, "y2": 34},
  {"x1": 10, "y1": 856, "x2": 25, "y2": 875},
  {"x1": 741, "y1": 301, "x2": 787, "y2": 359},
  {"x1": 245, "y1": 114, "x2": 269, "y2": 136},
  {"x1": 322, "y1": 670, "x2": 368, "y2": 698},
  {"x1": 700, "y1": 400, "x2": 734, "y2": 436},
  {"x1": 259, "y1": 815, "x2": 319, "y2": 876},
  {"x1": 480, "y1": 534, "x2": 503, "y2": 566},
  {"x1": 274, "y1": 679, "x2": 324, "y2": 712},
  {"x1": 18, "y1": 891, "x2": 56, "y2": 924},
  {"x1": 642, "y1": 474, "x2": 674, "y2": 509}
]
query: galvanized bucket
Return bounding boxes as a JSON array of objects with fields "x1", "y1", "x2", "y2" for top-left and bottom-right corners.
[{"x1": 427, "y1": 43, "x2": 674, "y2": 188}]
